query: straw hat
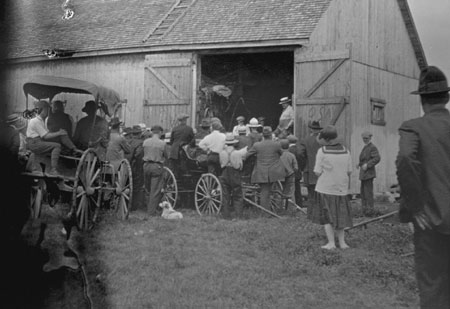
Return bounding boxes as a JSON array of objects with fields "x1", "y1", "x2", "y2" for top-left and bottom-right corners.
[
  {"x1": 224, "y1": 133, "x2": 239, "y2": 145},
  {"x1": 6, "y1": 114, "x2": 27, "y2": 130},
  {"x1": 279, "y1": 97, "x2": 292, "y2": 105}
]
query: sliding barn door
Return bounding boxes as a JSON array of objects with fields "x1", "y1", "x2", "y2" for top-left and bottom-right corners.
[{"x1": 143, "y1": 53, "x2": 196, "y2": 131}]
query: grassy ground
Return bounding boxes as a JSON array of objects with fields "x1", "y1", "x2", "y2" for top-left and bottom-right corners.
[{"x1": 78, "y1": 200, "x2": 419, "y2": 309}]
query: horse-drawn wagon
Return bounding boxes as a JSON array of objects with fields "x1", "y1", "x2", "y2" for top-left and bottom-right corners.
[{"x1": 21, "y1": 75, "x2": 131, "y2": 230}]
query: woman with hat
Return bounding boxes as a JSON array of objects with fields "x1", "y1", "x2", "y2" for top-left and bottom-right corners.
[
  {"x1": 245, "y1": 126, "x2": 286, "y2": 212},
  {"x1": 312, "y1": 125, "x2": 353, "y2": 250},
  {"x1": 219, "y1": 133, "x2": 248, "y2": 219},
  {"x1": 232, "y1": 116, "x2": 250, "y2": 137},
  {"x1": 275, "y1": 97, "x2": 294, "y2": 138}
]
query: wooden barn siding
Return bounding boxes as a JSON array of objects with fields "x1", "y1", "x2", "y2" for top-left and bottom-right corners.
[
  {"x1": 4, "y1": 54, "x2": 145, "y2": 126},
  {"x1": 305, "y1": 0, "x2": 421, "y2": 193}
]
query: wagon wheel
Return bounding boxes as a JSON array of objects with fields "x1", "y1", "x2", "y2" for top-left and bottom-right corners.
[
  {"x1": 270, "y1": 181, "x2": 285, "y2": 215},
  {"x1": 161, "y1": 167, "x2": 178, "y2": 209},
  {"x1": 30, "y1": 179, "x2": 44, "y2": 219},
  {"x1": 195, "y1": 173, "x2": 223, "y2": 216},
  {"x1": 72, "y1": 149, "x2": 102, "y2": 230},
  {"x1": 114, "y1": 159, "x2": 133, "y2": 220}
]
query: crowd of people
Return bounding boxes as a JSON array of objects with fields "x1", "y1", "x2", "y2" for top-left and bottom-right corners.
[{"x1": 1, "y1": 65, "x2": 449, "y2": 308}]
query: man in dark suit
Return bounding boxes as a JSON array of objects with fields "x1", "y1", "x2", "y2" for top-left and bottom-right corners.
[
  {"x1": 169, "y1": 114, "x2": 194, "y2": 177},
  {"x1": 298, "y1": 121, "x2": 322, "y2": 210},
  {"x1": 245, "y1": 126, "x2": 286, "y2": 212},
  {"x1": 358, "y1": 131, "x2": 380, "y2": 216},
  {"x1": 396, "y1": 66, "x2": 450, "y2": 309}
]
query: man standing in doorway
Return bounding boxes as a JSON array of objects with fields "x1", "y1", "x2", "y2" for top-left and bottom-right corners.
[
  {"x1": 298, "y1": 120, "x2": 322, "y2": 213},
  {"x1": 358, "y1": 131, "x2": 380, "y2": 217},
  {"x1": 275, "y1": 97, "x2": 294, "y2": 139},
  {"x1": 396, "y1": 66, "x2": 450, "y2": 309}
]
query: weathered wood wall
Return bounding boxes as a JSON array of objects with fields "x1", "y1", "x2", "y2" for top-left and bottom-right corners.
[
  {"x1": 301, "y1": 0, "x2": 422, "y2": 193},
  {"x1": 4, "y1": 54, "x2": 145, "y2": 126}
]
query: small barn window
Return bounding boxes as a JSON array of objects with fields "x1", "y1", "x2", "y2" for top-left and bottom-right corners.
[{"x1": 370, "y1": 98, "x2": 386, "y2": 126}]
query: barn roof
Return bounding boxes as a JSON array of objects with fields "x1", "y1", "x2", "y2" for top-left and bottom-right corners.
[{"x1": 1, "y1": 0, "x2": 426, "y2": 69}]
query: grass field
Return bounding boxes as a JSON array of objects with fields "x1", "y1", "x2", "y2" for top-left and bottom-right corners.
[{"x1": 75, "y1": 201, "x2": 419, "y2": 309}]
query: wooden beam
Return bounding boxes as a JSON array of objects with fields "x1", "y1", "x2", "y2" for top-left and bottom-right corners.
[
  {"x1": 243, "y1": 197, "x2": 282, "y2": 218},
  {"x1": 304, "y1": 58, "x2": 347, "y2": 98},
  {"x1": 345, "y1": 211, "x2": 398, "y2": 231},
  {"x1": 145, "y1": 66, "x2": 181, "y2": 99},
  {"x1": 296, "y1": 96, "x2": 349, "y2": 105},
  {"x1": 145, "y1": 59, "x2": 192, "y2": 67},
  {"x1": 330, "y1": 97, "x2": 349, "y2": 125},
  {"x1": 295, "y1": 49, "x2": 350, "y2": 63}
]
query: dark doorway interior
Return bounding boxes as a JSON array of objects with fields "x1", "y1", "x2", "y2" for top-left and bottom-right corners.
[{"x1": 199, "y1": 51, "x2": 294, "y2": 131}]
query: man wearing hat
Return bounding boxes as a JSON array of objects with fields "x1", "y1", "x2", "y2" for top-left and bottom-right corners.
[
  {"x1": 106, "y1": 117, "x2": 130, "y2": 172},
  {"x1": 73, "y1": 100, "x2": 109, "y2": 159},
  {"x1": 219, "y1": 133, "x2": 248, "y2": 219},
  {"x1": 143, "y1": 125, "x2": 167, "y2": 217},
  {"x1": 275, "y1": 97, "x2": 294, "y2": 138},
  {"x1": 396, "y1": 66, "x2": 450, "y2": 309},
  {"x1": 245, "y1": 126, "x2": 286, "y2": 212},
  {"x1": 195, "y1": 118, "x2": 211, "y2": 141},
  {"x1": 298, "y1": 120, "x2": 322, "y2": 211},
  {"x1": 26, "y1": 100, "x2": 81, "y2": 175},
  {"x1": 169, "y1": 114, "x2": 194, "y2": 177},
  {"x1": 357, "y1": 131, "x2": 380, "y2": 216},
  {"x1": 247, "y1": 118, "x2": 263, "y2": 147},
  {"x1": 232, "y1": 116, "x2": 250, "y2": 137}
]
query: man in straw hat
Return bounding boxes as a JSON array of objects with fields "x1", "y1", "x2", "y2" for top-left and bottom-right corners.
[
  {"x1": 396, "y1": 66, "x2": 450, "y2": 309},
  {"x1": 143, "y1": 125, "x2": 167, "y2": 217},
  {"x1": 275, "y1": 97, "x2": 294, "y2": 139},
  {"x1": 169, "y1": 113, "x2": 194, "y2": 177},
  {"x1": 219, "y1": 133, "x2": 248, "y2": 219},
  {"x1": 245, "y1": 126, "x2": 286, "y2": 213},
  {"x1": 357, "y1": 131, "x2": 380, "y2": 217},
  {"x1": 298, "y1": 120, "x2": 323, "y2": 211}
]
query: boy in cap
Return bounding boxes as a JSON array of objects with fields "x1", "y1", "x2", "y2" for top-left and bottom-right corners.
[
  {"x1": 143, "y1": 125, "x2": 167, "y2": 217},
  {"x1": 357, "y1": 131, "x2": 380, "y2": 216},
  {"x1": 169, "y1": 113, "x2": 194, "y2": 177},
  {"x1": 219, "y1": 133, "x2": 248, "y2": 219},
  {"x1": 396, "y1": 65, "x2": 450, "y2": 309},
  {"x1": 280, "y1": 139, "x2": 299, "y2": 211},
  {"x1": 232, "y1": 116, "x2": 249, "y2": 136}
]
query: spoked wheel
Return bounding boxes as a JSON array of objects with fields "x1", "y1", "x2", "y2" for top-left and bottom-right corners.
[
  {"x1": 72, "y1": 149, "x2": 102, "y2": 230},
  {"x1": 161, "y1": 167, "x2": 178, "y2": 208},
  {"x1": 270, "y1": 181, "x2": 285, "y2": 215},
  {"x1": 114, "y1": 159, "x2": 133, "y2": 220},
  {"x1": 195, "y1": 173, "x2": 223, "y2": 216},
  {"x1": 30, "y1": 179, "x2": 44, "y2": 219}
]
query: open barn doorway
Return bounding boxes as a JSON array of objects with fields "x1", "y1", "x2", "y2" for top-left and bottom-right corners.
[{"x1": 198, "y1": 51, "x2": 294, "y2": 132}]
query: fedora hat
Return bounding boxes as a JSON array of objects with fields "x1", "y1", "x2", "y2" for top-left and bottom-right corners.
[
  {"x1": 248, "y1": 117, "x2": 261, "y2": 128},
  {"x1": 122, "y1": 127, "x2": 133, "y2": 136},
  {"x1": 279, "y1": 97, "x2": 292, "y2": 105},
  {"x1": 224, "y1": 133, "x2": 239, "y2": 145},
  {"x1": 82, "y1": 100, "x2": 97, "y2": 113},
  {"x1": 308, "y1": 120, "x2": 322, "y2": 130},
  {"x1": 411, "y1": 66, "x2": 450, "y2": 95},
  {"x1": 131, "y1": 125, "x2": 142, "y2": 134},
  {"x1": 262, "y1": 126, "x2": 273, "y2": 137},
  {"x1": 200, "y1": 118, "x2": 211, "y2": 128},
  {"x1": 6, "y1": 114, "x2": 27, "y2": 130}
]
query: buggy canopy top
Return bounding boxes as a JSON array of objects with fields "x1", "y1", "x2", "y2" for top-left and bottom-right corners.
[{"x1": 23, "y1": 75, "x2": 123, "y2": 116}]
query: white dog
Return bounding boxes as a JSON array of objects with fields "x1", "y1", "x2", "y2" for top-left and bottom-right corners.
[{"x1": 159, "y1": 201, "x2": 183, "y2": 220}]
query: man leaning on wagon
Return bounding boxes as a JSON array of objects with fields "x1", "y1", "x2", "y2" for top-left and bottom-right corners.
[
  {"x1": 26, "y1": 100, "x2": 82, "y2": 176},
  {"x1": 169, "y1": 113, "x2": 195, "y2": 177},
  {"x1": 396, "y1": 65, "x2": 450, "y2": 309}
]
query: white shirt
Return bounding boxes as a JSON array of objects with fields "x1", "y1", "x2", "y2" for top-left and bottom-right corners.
[
  {"x1": 219, "y1": 146, "x2": 247, "y2": 169},
  {"x1": 279, "y1": 105, "x2": 294, "y2": 129},
  {"x1": 314, "y1": 146, "x2": 352, "y2": 196},
  {"x1": 199, "y1": 130, "x2": 226, "y2": 154},
  {"x1": 26, "y1": 115, "x2": 48, "y2": 138}
]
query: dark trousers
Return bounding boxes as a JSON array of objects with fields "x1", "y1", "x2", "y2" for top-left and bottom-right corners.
[
  {"x1": 294, "y1": 177, "x2": 303, "y2": 208},
  {"x1": 360, "y1": 178, "x2": 374, "y2": 212},
  {"x1": 282, "y1": 174, "x2": 295, "y2": 209},
  {"x1": 207, "y1": 152, "x2": 221, "y2": 176},
  {"x1": 220, "y1": 167, "x2": 243, "y2": 218},
  {"x1": 144, "y1": 162, "x2": 164, "y2": 215},
  {"x1": 414, "y1": 226, "x2": 450, "y2": 309},
  {"x1": 260, "y1": 183, "x2": 272, "y2": 211}
]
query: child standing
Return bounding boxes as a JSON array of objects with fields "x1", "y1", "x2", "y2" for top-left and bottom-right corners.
[
  {"x1": 280, "y1": 139, "x2": 298, "y2": 211},
  {"x1": 312, "y1": 125, "x2": 353, "y2": 250}
]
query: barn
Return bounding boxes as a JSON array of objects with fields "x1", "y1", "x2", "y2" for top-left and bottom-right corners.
[{"x1": 1, "y1": 0, "x2": 426, "y2": 194}]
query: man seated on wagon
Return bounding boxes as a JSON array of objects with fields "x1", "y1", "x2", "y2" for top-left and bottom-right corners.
[
  {"x1": 73, "y1": 100, "x2": 109, "y2": 159},
  {"x1": 47, "y1": 100, "x2": 74, "y2": 142},
  {"x1": 26, "y1": 100, "x2": 82, "y2": 175}
]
